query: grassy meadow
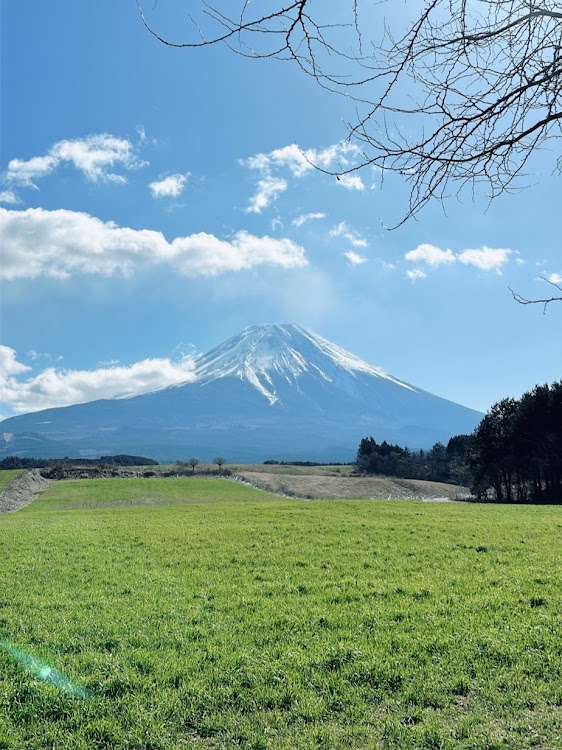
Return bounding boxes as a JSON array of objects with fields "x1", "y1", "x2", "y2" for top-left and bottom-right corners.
[{"x1": 1, "y1": 474, "x2": 561, "y2": 748}]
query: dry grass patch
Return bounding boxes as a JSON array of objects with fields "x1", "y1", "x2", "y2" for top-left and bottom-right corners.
[{"x1": 234, "y1": 470, "x2": 466, "y2": 500}]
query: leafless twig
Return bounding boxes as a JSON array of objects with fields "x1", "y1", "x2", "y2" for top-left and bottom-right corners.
[{"x1": 509, "y1": 277, "x2": 562, "y2": 312}]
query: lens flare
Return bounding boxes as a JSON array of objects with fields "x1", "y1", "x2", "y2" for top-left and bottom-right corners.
[{"x1": 1, "y1": 640, "x2": 93, "y2": 699}]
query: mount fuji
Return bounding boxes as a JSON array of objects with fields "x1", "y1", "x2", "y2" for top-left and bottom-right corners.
[{"x1": 0, "y1": 324, "x2": 483, "y2": 462}]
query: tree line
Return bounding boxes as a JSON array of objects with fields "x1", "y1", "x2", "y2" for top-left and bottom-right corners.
[
  {"x1": 468, "y1": 382, "x2": 561, "y2": 502},
  {"x1": 0, "y1": 455, "x2": 159, "y2": 470},
  {"x1": 264, "y1": 460, "x2": 354, "y2": 467},
  {"x1": 357, "y1": 381, "x2": 562, "y2": 503},
  {"x1": 355, "y1": 435, "x2": 471, "y2": 487}
]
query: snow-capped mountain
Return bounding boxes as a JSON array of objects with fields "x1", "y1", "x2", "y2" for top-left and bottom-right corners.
[
  {"x1": 0, "y1": 324, "x2": 483, "y2": 461},
  {"x1": 192, "y1": 324, "x2": 414, "y2": 404}
]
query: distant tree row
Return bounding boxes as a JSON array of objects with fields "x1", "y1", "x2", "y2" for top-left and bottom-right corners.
[
  {"x1": 356, "y1": 381, "x2": 562, "y2": 503},
  {"x1": 355, "y1": 436, "x2": 471, "y2": 486},
  {"x1": 176, "y1": 457, "x2": 227, "y2": 473},
  {"x1": 0, "y1": 454, "x2": 159, "y2": 470},
  {"x1": 264, "y1": 460, "x2": 354, "y2": 467}
]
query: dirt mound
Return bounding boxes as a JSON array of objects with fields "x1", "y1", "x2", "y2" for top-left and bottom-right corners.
[
  {"x1": 0, "y1": 470, "x2": 54, "y2": 512},
  {"x1": 39, "y1": 465, "x2": 145, "y2": 480}
]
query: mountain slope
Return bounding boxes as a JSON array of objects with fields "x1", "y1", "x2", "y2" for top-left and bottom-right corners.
[{"x1": 0, "y1": 324, "x2": 483, "y2": 461}]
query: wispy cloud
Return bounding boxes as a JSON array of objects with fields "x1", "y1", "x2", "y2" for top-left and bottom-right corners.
[
  {"x1": 244, "y1": 142, "x2": 360, "y2": 178},
  {"x1": 0, "y1": 345, "x2": 197, "y2": 415},
  {"x1": 246, "y1": 176, "x2": 288, "y2": 214},
  {"x1": 344, "y1": 251, "x2": 367, "y2": 265},
  {"x1": 330, "y1": 221, "x2": 367, "y2": 247},
  {"x1": 4, "y1": 134, "x2": 146, "y2": 188},
  {"x1": 1, "y1": 207, "x2": 308, "y2": 280},
  {"x1": 405, "y1": 243, "x2": 514, "y2": 277},
  {"x1": 406, "y1": 268, "x2": 427, "y2": 281},
  {"x1": 149, "y1": 172, "x2": 190, "y2": 199},
  {"x1": 292, "y1": 212, "x2": 326, "y2": 228},
  {"x1": 337, "y1": 173, "x2": 364, "y2": 191},
  {"x1": 543, "y1": 272, "x2": 562, "y2": 284},
  {"x1": 0, "y1": 190, "x2": 21, "y2": 205},
  {"x1": 242, "y1": 141, "x2": 363, "y2": 212},
  {"x1": 4, "y1": 155, "x2": 58, "y2": 189}
]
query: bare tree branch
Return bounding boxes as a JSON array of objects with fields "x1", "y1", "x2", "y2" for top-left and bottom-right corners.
[
  {"x1": 509, "y1": 277, "x2": 562, "y2": 312},
  {"x1": 137, "y1": 1, "x2": 562, "y2": 226}
]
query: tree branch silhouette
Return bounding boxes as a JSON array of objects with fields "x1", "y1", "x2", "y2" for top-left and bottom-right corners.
[{"x1": 137, "y1": 1, "x2": 562, "y2": 225}]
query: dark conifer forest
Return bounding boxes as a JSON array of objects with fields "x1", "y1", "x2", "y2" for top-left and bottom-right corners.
[{"x1": 356, "y1": 381, "x2": 562, "y2": 503}]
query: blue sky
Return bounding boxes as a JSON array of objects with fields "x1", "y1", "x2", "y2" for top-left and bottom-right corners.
[{"x1": 1, "y1": 1, "x2": 560, "y2": 420}]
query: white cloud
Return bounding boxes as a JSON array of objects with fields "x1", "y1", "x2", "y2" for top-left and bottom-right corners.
[
  {"x1": 246, "y1": 176, "x2": 288, "y2": 213},
  {"x1": 244, "y1": 142, "x2": 361, "y2": 178},
  {"x1": 4, "y1": 133, "x2": 146, "y2": 187},
  {"x1": 330, "y1": 221, "x2": 368, "y2": 247},
  {"x1": 0, "y1": 190, "x2": 21, "y2": 205},
  {"x1": 405, "y1": 243, "x2": 456, "y2": 266},
  {"x1": 5, "y1": 155, "x2": 58, "y2": 188},
  {"x1": 405, "y1": 243, "x2": 514, "y2": 275},
  {"x1": 337, "y1": 173, "x2": 365, "y2": 191},
  {"x1": 149, "y1": 172, "x2": 190, "y2": 199},
  {"x1": 344, "y1": 251, "x2": 367, "y2": 265},
  {"x1": 0, "y1": 346, "x2": 197, "y2": 415},
  {"x1": 292, "y1": 212, "x2": 326, "y2": 228},
  {"x1": 245, "y1": 144, "x2": 311, "y2": 178},
  {"x1": 242, "y1": 141, "x2": 364, "y2": 211},
  {"x1": 0, "y1": 346, "x2": 31, "y2": 378},
  {"x1": 1, "y1": 207, "x2": 308, "y2": 280},
  {"x1": 406, "y1": 268, "x2": 427, "y2": 281},
  {"x1": 457, "y1": 247, "x2": 512, "y2": 271},
  {"x1": 544, "y1": 272, "x2": 562, "y2": 284}
]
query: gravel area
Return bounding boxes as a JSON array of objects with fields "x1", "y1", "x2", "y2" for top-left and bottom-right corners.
[{"x1": 0, "y1": 470, "x2": 53, "y2": 513}]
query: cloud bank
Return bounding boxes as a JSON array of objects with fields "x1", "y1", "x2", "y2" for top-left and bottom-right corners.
[
  {"x1": 1, "y1": 207, "x2": 308, "y2": 280},
  {"x1": 0, "y1": 345, "x2": 197, "y2": 415}
]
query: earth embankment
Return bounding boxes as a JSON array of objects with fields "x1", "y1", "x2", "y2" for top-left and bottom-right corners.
[{"x1": 0, "y1": 470, "x2": 53, "y2": 512}]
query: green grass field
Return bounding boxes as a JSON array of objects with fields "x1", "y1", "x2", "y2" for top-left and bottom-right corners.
[
  {"x1": 1, "y1": 476, "x2": 561, "y2": 749},
  {"x1": 20, "y1": 477, "x2": 284, "y2": 512}
]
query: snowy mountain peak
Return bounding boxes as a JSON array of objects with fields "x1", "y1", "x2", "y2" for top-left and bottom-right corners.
[
  {"x1": 192, "y1": 323, "x2": 415, "y2": 404},
  {"x1": 0, "y1": 322, "x2": 484, "y2": 461}
]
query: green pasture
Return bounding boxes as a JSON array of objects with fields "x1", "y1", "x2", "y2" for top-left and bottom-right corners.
[
  {"x1": 21, "y1": 476, "x2": 282, "y2": 512},
  {"x1": 1, "y1": 477, "x2": 561, "y2": 749}
]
